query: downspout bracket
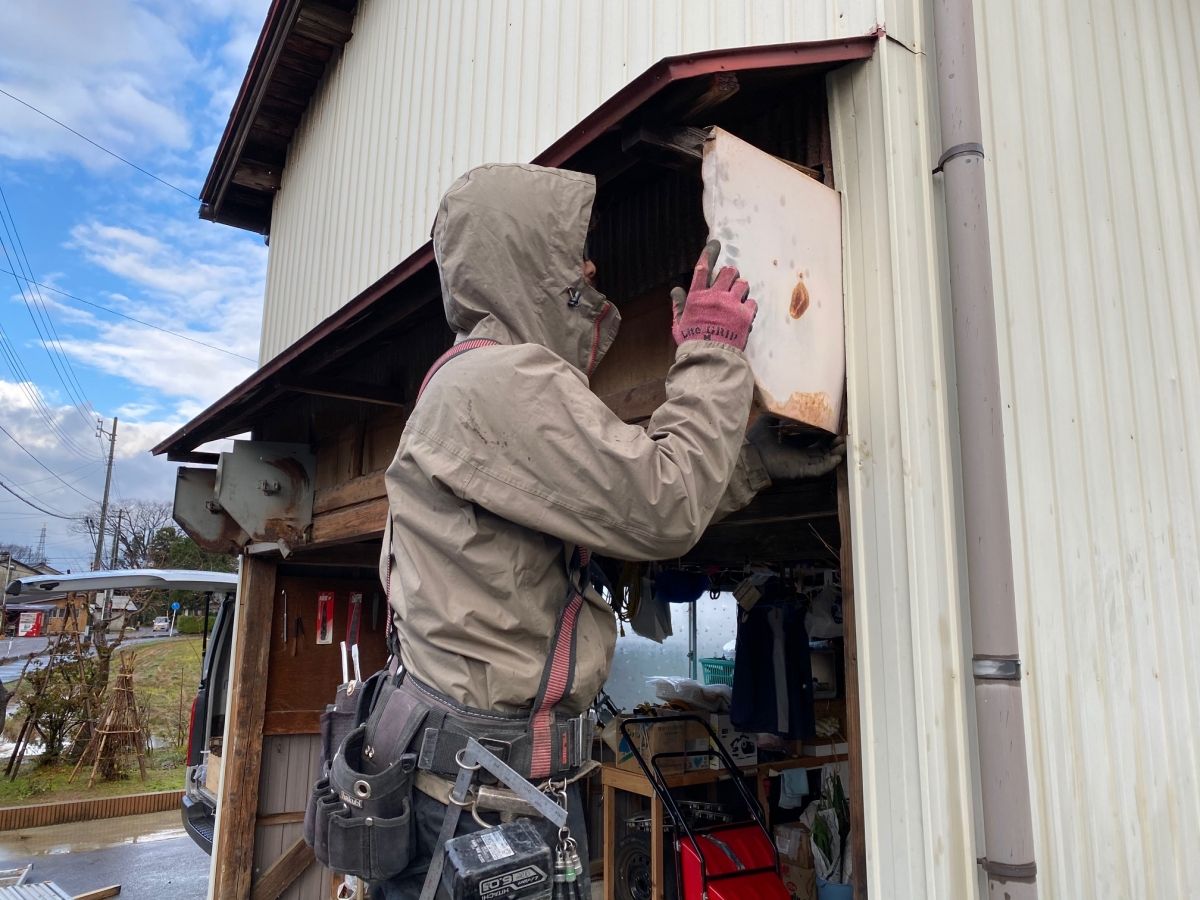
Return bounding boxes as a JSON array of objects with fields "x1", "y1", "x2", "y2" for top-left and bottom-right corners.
[
  {"x1": 973, "y1": 657, "x2": 1022, "y2": 680},
  {"x1": 933, "y1": 141, "x2": 985, "y2": 174},
  {"x1": 978, "y1": 857, "x2": 1038, "y2": 880}
]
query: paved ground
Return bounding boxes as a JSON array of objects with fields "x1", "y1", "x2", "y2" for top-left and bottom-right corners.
[{"x1": 0, "y1": 810, "x2": 209, "y2": 898}]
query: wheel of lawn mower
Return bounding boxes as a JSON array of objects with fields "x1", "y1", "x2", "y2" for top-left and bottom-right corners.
[{"x1": 615, "y1": 834, "x2": 677, "y2": 900}]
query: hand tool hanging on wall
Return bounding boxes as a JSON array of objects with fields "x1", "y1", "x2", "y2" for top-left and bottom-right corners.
[
  {"x1": 347, "y1": 592, "x2": 363, "y2": 684},
  {"x1": 281, "y1": 589, "x2": 288, "y2": 644},
  {"x1": 316, "y1": 590, "x2": 335, "y2": 645}
]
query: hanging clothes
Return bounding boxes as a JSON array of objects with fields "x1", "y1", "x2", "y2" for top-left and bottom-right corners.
[{"x1": 730, "y1": 580, "x2": 815, "y2": 738}]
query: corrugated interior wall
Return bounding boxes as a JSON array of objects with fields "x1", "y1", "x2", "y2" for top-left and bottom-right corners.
[
  {"x1": 976, "y1": 0, "x2": 1200, "y2": 896},
  {"x1": 258, "y1": 0, "x2": 880, "y2": 361},
  {"x1": 829, "y1": 14, "x2": 984, "y2": 900},
  {"x1": 255, "y1": 734, "x2": 328, "y2": 899}
]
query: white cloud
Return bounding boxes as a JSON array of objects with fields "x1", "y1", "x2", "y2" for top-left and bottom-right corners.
[
  {"x1": 0, "y1": 0, "x2": 269, "y2": 174},
  {"x1": 57, "y1": 215, "x2": 263, "y2": 404},
  {"x1": 0, "y1": 0, "x2": 274, "y2": 568}
]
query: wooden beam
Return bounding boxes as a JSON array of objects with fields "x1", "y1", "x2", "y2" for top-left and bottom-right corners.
[
  {"x1": 674, "y1": 72, "x2": 741, "y2": 122},
  {"x1": 309, "y1": 496, "x2": 387, "y2": 546},
  {"x1": 249, "y1": 837, "x2": 315, "y2": 900},
  {"x1": 278, "y1": 378, "x2": 408, "y2": 408},
  {"x1": 620, "y1": 125, "x2": 710, "y2": 160},
  {"x1": 293, "y1": 1, "x2": 354, "y2": 46},
  {"x1": 213, "y1": 556, "x2": 277, "y2": 900},
  {"x1": 232, "y1": 158, "x2": 282, "y2": 192},
  {"x1": 256, "y1": 810, "x2": 306, "y2": 827},
  {"x1": 71, "y1": 888, "x2": 121, "y2": 900},
  {"x1": 313, "y1": 469, "x2": 386, "y2": 515},
  {"x1": 264, "y1": 709, "x2": 321, "y2": 735},
  {"x1": 166, "y1": 450, "x2": 220, "y2": 465},
  {"x1": 837, "y1": 465, "x2": 868, "y2": 900}
]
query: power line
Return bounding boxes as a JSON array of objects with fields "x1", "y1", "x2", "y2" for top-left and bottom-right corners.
[
  {"x1": 0, "y1": 422, "x2": 99, "y2": 503},
  {"x1": 0, "y1": 86, "x2": 200, "y2": 202},
  {"x1": 0, "y1": 321, "x2": 97, "y2": 460},
  {"x1": 0, "y1": 475, "x2": 79, "y2": 520},
  {"x1": 0, "y1": 184, "x2": 97, "y2": 427},
  {"x1": 0, "y1": 269, "x2": 257, "y2": 363},
  {"x1": 6, "y1": 459, "x2": 100, "y2": 489},
  {"x1": 0, "y1": 191, "x2": 97, "y2": 432}
]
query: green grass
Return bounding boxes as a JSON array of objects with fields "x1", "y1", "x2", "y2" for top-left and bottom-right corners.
[
  {"x1": 0, "y1": 753, "x2": 187, "y2": 807},
  {"x1": 0, "y1": 636, "x2": 205, "y2": 807}
]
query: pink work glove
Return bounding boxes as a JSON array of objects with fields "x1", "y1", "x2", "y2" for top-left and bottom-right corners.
[{"x1": 670, "y1": 240, "x2": 758, "y2": 351}]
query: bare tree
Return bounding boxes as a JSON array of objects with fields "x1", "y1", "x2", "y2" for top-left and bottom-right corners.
[
  {"x1": 0, "y1": 543, "x2": 36, "y2": 565},
  {"x1": 73, "y1": 500, "x2": 174, "y2": 570}
]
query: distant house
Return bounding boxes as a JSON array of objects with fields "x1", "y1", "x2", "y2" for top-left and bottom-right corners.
[{"x1": 1, "y1": 556, "x2": 59, "y2": 637}]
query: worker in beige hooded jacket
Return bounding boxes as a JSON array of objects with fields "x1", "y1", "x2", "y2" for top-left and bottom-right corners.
[{"x1": 369, "y1": 163, "x2": 822, "y2": 898}]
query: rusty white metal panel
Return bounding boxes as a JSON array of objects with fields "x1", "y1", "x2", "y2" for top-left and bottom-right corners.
[
  {"x1": 829, "y1": 39, "x2": 984, "y2": 899},
  {"x1": 976, "y1": 0, "x2": 1200, "y2": 896},
  {"x1": 259, "y1": 0, "x2": 882, "y2": 361},
  {"x1": 701, "y1": 128, "x2": 845, "y2": 432}
]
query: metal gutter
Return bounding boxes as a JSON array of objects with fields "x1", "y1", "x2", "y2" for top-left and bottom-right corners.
[
  {"x1": 931, "y1": 0, "x2": 1039, "y2": 895},
  {"x1": 153, "y1": 35, "x2": 878, "y2": 456}
]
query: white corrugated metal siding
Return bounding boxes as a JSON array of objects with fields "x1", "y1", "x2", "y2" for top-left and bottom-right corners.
[
  {"x1": 259, "y1": 0, "x2": 880, "y2": 361},
  {"x1": 976, "y1": 0, "x2": 1200, "y2": 896},
  {"x1": 830, "y1": 31, "x2": 985, "y2": 899}
]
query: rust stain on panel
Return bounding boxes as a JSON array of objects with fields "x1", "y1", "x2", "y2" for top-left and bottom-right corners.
[
  {"x1": 790, "y1": 278, "x2": 810, "y2": 319},
  {"x1": 757, "y1": 384, "x2": 836, "y2": 432}
]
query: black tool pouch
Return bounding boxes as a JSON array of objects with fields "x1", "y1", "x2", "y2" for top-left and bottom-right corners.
[
  {"x1": 306, "y1": 678, "x2": 432, "y2": 881},
  {"x1": 304, "y1": 670, "x2": 385, "y2": 850},
  {"x1": 329, "y1": 725, "x2": 418, "y2": 879}
]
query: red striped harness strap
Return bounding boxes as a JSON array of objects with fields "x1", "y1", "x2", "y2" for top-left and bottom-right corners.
[{"x1": 386, "y1": 337, "x2": 591, "y2": 779}]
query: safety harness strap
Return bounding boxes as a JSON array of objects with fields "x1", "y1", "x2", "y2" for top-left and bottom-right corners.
[{"x1": 385, "y1": 336, "x2": 501, "y2": 610}]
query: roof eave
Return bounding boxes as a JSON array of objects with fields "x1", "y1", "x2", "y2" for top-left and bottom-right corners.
[{"x1": 156, "y1": 34, "x2": 878, "y2": 457}]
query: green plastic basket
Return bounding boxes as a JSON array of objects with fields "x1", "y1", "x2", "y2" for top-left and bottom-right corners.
[{"x1": 700, "y1": 657, "x2": 735, "y2": 686}]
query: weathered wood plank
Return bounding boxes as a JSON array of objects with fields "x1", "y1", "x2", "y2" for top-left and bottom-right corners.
[
  {"x1": 250, "y1": 837, "x2": 314, "y2": 900},
  {"x1": 309, "y1": 497, "x2": 388, "y2": 546},
  {"x1": 213, "y1": 556, "x2": 277, "y2": 900},
  {"x1": 312, "y1": 470, "x2": 386, "y2": 515}
]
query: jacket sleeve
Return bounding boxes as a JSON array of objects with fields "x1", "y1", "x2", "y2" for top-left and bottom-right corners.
[{"x1": 405, "y1": 342, "x2": 770, "y2": 560}]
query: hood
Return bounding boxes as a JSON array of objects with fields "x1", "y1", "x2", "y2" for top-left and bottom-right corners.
[{"x1": 432, "y1": 164, "x2": 621, "y2": 376}]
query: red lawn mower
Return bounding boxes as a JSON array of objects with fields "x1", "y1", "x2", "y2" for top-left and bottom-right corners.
[{"x1": 619, "y1": 715, "x2": 791, "y2": 900}]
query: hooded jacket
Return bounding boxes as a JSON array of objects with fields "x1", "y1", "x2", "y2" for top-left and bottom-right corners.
[{"x1": 381, "y1": 163, "x2": 768, "y2": 715}]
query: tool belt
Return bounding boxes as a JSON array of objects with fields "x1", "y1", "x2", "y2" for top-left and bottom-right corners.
[{"x1": 385, "y1": 674, "x2": 596, "y2": 782}]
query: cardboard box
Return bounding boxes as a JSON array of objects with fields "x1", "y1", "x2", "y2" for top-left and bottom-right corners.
[
  {"x1": 775, "y1": 823, "x2": 816, "y2": 900},
  {"x1": 614, "y1": 714, "x2": 696, "y2": 774},
  {"x1": 685, "y1": 714, "x2": 758, "y2": 770}
]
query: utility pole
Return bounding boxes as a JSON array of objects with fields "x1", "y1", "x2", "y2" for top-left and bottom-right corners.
[
  {"x1": 1, "y1": 552, "x2": 13, "y2": 640},
  {"x1": 92, "y1": 417, "x2": 118, "y2": 571},
  {"x1": 101, "y1": 510, "x2": 123, "y2": 633}
]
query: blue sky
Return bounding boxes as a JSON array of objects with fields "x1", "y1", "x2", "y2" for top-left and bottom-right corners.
[{"x1": 0, "y1": 0, "x2": 271, "y2": 570}]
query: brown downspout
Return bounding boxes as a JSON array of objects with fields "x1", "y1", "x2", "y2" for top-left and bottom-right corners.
[{"x1": 930, "y1": 1, "x2": 1039, "y2": 897}]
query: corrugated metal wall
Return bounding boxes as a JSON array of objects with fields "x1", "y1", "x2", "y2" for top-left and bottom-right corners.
[
  {"x1": 976, "y1": 0, "x2": 1200, "y2": 896},
  {"x1": 258, "y1": 0, "x2": 880, "y2": 361},
  {"x1": 255, "y1": 734, "x2": 328, "y2": 899},
  {"x1": 829, "y1": 25, "x2": 985, "y2": 900}
]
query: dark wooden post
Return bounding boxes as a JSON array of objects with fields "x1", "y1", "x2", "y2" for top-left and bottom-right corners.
[{"x1": 213, "y1": 554, "x2": 276, "y2": 899}]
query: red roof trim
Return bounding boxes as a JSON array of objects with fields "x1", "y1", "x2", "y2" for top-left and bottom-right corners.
[{"x1": 155, "y1": 34, "x2": 878, "y2": 456}]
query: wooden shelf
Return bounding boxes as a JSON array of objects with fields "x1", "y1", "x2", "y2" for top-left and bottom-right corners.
[
  {"x1": 600, "y1": 755, "x2": 848, "y2": 900},
  {"x1": 601, "y1": 754, "x2": 848, "y2": 794}
]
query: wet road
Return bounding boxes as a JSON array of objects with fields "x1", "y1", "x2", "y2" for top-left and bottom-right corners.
[
  {"x1": 0, "y1": 810, "x2": 209, "y2": 898},
  {"x1": 0, "y1": 630, "x2": 177, "y2": 684}
]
